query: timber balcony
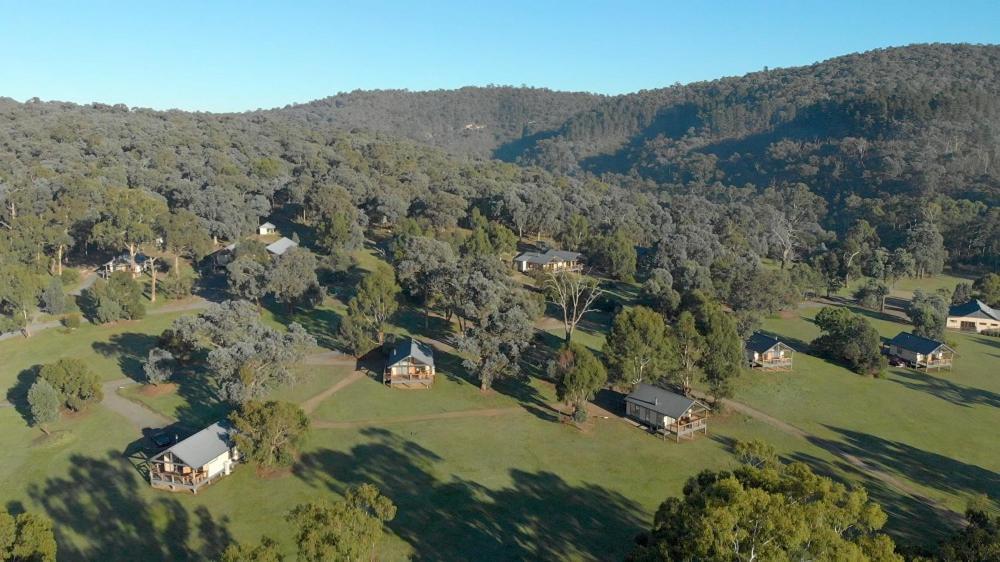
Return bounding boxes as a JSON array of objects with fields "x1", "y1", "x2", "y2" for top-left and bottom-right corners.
[
  {"x1": 149, "y1": 468, "x2": 221, "y2": 493},
  {"x1": 752, "y1": 357, "x2": 793, "y2": 371},
  {"x1": 662, "y1": 416, "x2": 708, "y2": 442}
]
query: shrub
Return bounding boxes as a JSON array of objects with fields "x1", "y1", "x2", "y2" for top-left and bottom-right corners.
[
  {"x1": 41, "y1": 277, "x2": 67, "y2": 315},
  {"x1": 38, "y1": 358, "x2": 102, "y2": 411},
  {"x1": 27, "y1": 379, "x2": 62, "y2": 429},
  {"x1": 61, "y1": 312, "x2": 82, "y2": 330},
  {"x1": 81, "y1": 271, "x2": 145, "y2": 324},
  {"x1": 60, "y1": 268, "x2": 81, "y2": 286},
  {"x1": 158, "y1": 274, "x2": 194, "y2": 300}
]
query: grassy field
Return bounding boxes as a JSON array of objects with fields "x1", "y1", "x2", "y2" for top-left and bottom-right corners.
[
  {"x1": 0, "y1": 300, "x2": 823, "y2": 560},
  {"x1": 735, "y1": 303, "x2": 1000, "y2": 543},
  {"x1": 1, "y1": 268, "x2": 996, "y2": 559}
]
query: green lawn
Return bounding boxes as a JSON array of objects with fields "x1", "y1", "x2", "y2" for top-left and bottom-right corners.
[
  {"x1": 734, "y1": 304, "x2": 1000, "y2": 542},
  {"x1": 2, "y1": 268, "x2": 995, "y2": 559}
]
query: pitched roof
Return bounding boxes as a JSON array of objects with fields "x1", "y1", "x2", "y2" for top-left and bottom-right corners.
[
  {"x1": 513, "y1": 249, "x2": 582, "y2": 265},
  {"x1": 265, "y1": 237, "x2": 298, "y2": 256},
  {"x1": 259, "y1": 221, "x2": 276, "y2": 230},
  {"x1": 745, "y1": 332, "x2": 786, "y2": 353},
  {"x1": 386, "y1": 337, "x2": 435, "y2": 367},
  {"x1": 888, "y1": 332, "x2": 952, "y2": 355},
  {"x1": 166, "y1": 421, "x2": 232, "y2": 468},
  {"x1": 948, "y1": 299, "x2": 1000, "y2": 321},
  {"x1": 625, "y1": 383, "x2": 706, "y2": 419}
]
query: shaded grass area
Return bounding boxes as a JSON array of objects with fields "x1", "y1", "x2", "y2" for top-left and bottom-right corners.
[{"x1": 0, "y1": 312, "x2": 189, "y2": 394}]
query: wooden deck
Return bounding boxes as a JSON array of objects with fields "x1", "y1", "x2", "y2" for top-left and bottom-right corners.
[
  {"x1": 149, "y1": 469, "x2": 224, "y2": 494},
  {"x1": 750, "y1": 358, "x2": 793, "y2": 371}
]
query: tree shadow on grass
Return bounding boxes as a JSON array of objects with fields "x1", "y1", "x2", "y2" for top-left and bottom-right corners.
[
  {"x1": 788, "y1": 450, "x2": 959, "y2": 547},
  {"x1": 27, "y1": 451, "x2": 233, "y2": 561},
  {"x1": 6, "y1": 366, "x2": 39, "y2": 425},
  {"x1": 809, "y1": 426, "x2": 1000, "y2": 503},
  {"x1": 889, "y1": 370, "x2": 1000, "y2": 408},
  {"x1": 92, "y1": 333, "x2": 160, "y2": 383},
  {"x1": 172, "y1": 371, "x2": 231, "y2": 428},
  {"x1": 269, "y1": 305, "x2": 343, "y2": 351},
  {"x1": 295, "y1": 428, "x2": 645, "y2": 561}
]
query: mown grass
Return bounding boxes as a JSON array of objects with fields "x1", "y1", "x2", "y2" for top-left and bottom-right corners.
[{"x1": 1, "y1": 267, "x2": 994, "y2": 559}]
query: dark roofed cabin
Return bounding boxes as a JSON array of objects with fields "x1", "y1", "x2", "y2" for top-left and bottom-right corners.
[
  {"x1": 887, "y1": 332, "x2": 955, "y2": 371},
  {"x1": 148, "y1": 421, "x2": 239, "y2": 494},
  {"x1": 624, "y1": 384, "x2": 709, "y2": 442},
  {"x1": 513, "y1": 249, "x2": 583, "y2": 273},
  {"x1": 745, "y1": 333, "x2": 794, "y2": 371},
  {"x1": 384, "y1": 338, "x2": 436, "y2": 388}
]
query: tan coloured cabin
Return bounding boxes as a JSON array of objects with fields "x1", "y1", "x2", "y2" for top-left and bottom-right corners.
[
  {"x1": 887, "y1": 332, "x2": 955, "y2": 371},
  {"x1": 745, "y1": 333, "x2": 794, "y2": 371},
  {"x1": 624, "y1": 384, "x2": 709, "y2": 442},
  {"x1": 148, "y1": 422, "x2": 239, "y2": 494},
  {"x1": 384, "y1": 338, "x2": 436, "y2": 388},
  {"x1": 513, "y1": 249, "x2": 583, "y2": 273},
  {"x1": 258, "y1": 221, "x2": 277, "y2": 236},
  {"x1": 100, "y1": 253, "x2": 151, "y2": 278},
  {"x1": 947, "y1": 300, "x2": 1000, "y2": 333}
]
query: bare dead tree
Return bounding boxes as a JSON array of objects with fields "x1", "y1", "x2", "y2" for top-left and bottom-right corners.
[{"x1": 544, "y1": 271, "x2": 604, "y2": 342}]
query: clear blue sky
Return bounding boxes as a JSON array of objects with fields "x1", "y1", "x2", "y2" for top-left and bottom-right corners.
[{"x1": 2, "y1": 0, "x2": 998, "y2": 112}]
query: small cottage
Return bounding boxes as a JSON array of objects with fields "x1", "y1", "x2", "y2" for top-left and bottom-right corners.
[
  {"x1": 384, "y1": 338, "x2": 436, "y2": 388},
  {"x1": 258, "y1": 222, "x2": 277, "y2": 236},
  {"x1": 947, "y1": 300, "x2": 1000, "y2": 333},
  {"x1": 745, "y1": 332, "x2": 794, "y2": 371},
  {"x1": 513, "y1": 249, "x2": 583, "y2": 273},
  {"x1": 148, "y1": 421, "x2": 239, "y2": 493},
  {"x1": 624, "y1": 384, "x2": 709, "y2": 442},
  {"x1": 887, "y1": 332, "x2": 955, "y2": 370},
  {"x1": 265, "y1": 237, "x2": 298, "y2": 256},
  {"x1": 99, "y1": 253, "x2": 151, "y2": 278}
]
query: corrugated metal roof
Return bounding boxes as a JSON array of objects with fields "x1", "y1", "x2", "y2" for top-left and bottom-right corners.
[
  {"x1": 513, "y1": 249, "x2": 582, "y2": 265},
  {"x1": 949, "y1": 299, "x2": 1000, "y2": 321},
  {"x1": 746, "y1": 332, "x2": 782, "y2": 353},
  {"x1": 386, "y1": 338, "x2": 435, "y2": 367},
  {"x1": 266, "y1": 237, "x2": 298, "y2": 256},
  {"x1": 625, "y1": 383, "x2": 705, "y2": 418},
  {"x1": 166, "y1": 421, "x2": 232, "y2": 468},
  {"x1": 260, "y1": 221, "x2": 276, "y2": 229},
  {"x1": 888, "y1": 332, "x2": 951, "y2": 355}
]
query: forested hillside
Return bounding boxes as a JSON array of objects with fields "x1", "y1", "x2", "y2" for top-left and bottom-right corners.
[
  {"x1": 1, "y1": 43, "x2": 998, "y2": 335},
  {"x1": 268, "y1": 86, "x2": 604, "y2": 156},
  {"x1": 262, "y1": 43, "x2": 1000, "y2": 269}
]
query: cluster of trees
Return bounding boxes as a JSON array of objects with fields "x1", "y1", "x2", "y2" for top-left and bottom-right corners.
[
  {"x1": 812, "y1": 307, "x2": 886, "y2": 376},
  {"x1": 27, "y1": 358, "x2": 103, "y2": 431},
  {"x1": 603, "y1": 294, "x2": 743, "y2": 401},
  {"x1": 628, "y1": 440, "x2": 901, "y2": 561},
  {"x1": 226, "y1": 244, "x2": 322, "y2": 311},
  {"x1": 154, "y1": 301, "x2": 315, "y2": 403},
  {"x1": 221, "y1": 484, "x2": 396, "y2": 562},
  {"x1": 0, "y1": 507, "x2": 57, "y2": 562}
]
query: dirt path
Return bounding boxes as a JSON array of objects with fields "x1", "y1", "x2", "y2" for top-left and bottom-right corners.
[
  {"x1": 101, "y1": 379, "x2": 174, "y2": 429},
  {"x1": 692, "y1": 390, "x2": 963, "y2": 524},
  {"x1": 300, "y1": 371, "x2": 366, "y2": 414},
  {"x1": 312, "y1": 406, "x2": 525, "y2": 429},
  {"x1": 301, "y1": 351, "x2": 355, "y2": 366}
]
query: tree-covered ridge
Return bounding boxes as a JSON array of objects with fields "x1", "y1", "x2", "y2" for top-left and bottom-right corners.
[{"x1": 265, "y1": 86, "x2": 605, "y2": 156}]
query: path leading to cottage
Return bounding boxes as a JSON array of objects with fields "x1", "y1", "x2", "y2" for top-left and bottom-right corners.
[
  {"x1": 300, "y1": 371, "x2": 365, "y2": 414},
  {"x1": 312, "y1": 406, "x2": 526, "y2": 429},
  {"x1": 102, "y1": 378, "x2": 174, "y2": 429},
  {"x1": 690, "y1": 390, "x2": 964, "y2": 526}
]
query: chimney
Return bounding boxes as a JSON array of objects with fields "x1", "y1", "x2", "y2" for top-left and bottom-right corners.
[{"x1": 654, "y1": 398, "x2": 658, "y2": 405}]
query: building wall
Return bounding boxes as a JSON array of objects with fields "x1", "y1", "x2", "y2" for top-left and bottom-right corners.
[
  {"x1": 947, "y1": 316, "x2": 1000, "y2": 333},
  {"x1": 626, "y1": 401, "x2": 668, "y2": 429},
  {"x1": 890, "y1": 346, "x2": 921, "y2": 363},
  {"x1": 203, "y1": 452, "x2": 233, "y2": 479}
]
